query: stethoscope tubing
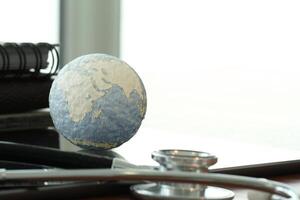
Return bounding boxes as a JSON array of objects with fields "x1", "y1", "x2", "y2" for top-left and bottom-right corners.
[
  {"x1": 0, "y1": 141, "x2": 113, "y2": 169},
  {"x1": 0, "y1": 168, "x2": 298, "y2": 199},
  {"x1": 0, "y1": 141, "x2": 298, "y2": 199},
  {"x1": 2, "y1": 141, "x2": 300, "y2": 180},
  {"x1": 0, "y1": 181, "x2": 133, "y2": 200}
]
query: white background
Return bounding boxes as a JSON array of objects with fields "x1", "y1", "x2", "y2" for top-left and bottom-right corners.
[
  {"x1": 121, "y1": 1, "x2": 300, "y2": 153},
  {"x1": 0, "y1": 0, "x2": 59, "y2": 43}
]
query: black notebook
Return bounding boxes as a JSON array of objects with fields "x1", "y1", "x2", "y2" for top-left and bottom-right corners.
[
  {"x1": 0, "y1": 42, "x2": 59, "y2": 114},
  {"x1": 0, "y1": 42, "x2": 59, "y2": 78}
]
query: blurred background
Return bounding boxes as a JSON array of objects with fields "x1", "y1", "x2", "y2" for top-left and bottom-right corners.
[{"x1": 0, "y1": 0, "x2": 300, "y2": 167}]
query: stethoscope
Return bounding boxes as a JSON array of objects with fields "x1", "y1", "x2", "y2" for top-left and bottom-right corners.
[{"x1": 0, "y1": 141, "x2": 297, "y2": 200}]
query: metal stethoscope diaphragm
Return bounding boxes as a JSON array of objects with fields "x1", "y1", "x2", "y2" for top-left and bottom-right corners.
[{"x1": 132, "y1": 149, "x2": 235, "y2": 200}]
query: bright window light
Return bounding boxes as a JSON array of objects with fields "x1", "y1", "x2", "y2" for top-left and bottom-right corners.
[
  {"x1": 0, "y1": 0, "x2": 59, "y2": 43},
  {"x1": 120, "y1": 0, "x2": 300, "y2": 165}
]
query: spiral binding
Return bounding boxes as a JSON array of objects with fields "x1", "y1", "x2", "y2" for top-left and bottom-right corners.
[{"x1": 0, "y1": 43, "x2": 59, "y2": 78}]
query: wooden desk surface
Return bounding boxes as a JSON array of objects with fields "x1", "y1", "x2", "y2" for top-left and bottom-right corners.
[{"x1": 82, "y1": 174, "x2": 300, "y2": 200}]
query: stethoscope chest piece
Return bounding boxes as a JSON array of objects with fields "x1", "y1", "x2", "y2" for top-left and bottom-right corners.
[{"x1": 131, "y1": 149, "x2": 235, "y2": 200}]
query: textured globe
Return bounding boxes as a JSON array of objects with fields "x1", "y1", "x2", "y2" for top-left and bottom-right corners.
[{"x1": 49, "y1": 54, "x2": 147, "y2": 150}]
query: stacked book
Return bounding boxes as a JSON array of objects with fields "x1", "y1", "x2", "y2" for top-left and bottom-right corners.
[{"x1": 0, "y1": 43, "x2": 59, "y2": 148}]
